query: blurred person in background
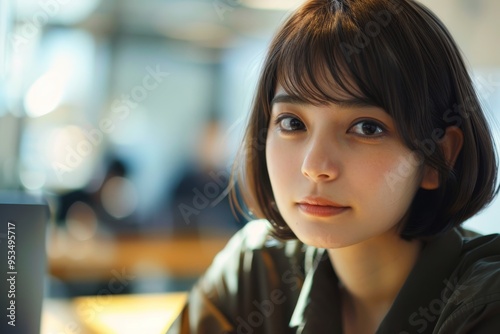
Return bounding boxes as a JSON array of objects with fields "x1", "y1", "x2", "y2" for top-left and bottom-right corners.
[{"x1": 160, "y1": 119, "x2": 244, "y2": 236}]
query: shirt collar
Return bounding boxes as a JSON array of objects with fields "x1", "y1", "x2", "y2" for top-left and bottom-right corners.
[
  {"x1": 289, "y1": 247, "x2": 343, "y2": 333},
  {"x1": 288, "y1": 229, "x2": 464, "y2": 333}
]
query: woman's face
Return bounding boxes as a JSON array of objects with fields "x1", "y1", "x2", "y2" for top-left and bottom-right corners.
[{"x1": 266, "y1": 85, "x2": 426, "y2": 248}]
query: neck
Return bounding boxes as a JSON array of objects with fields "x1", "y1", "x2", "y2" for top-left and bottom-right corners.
[{"x1": 327, "y1": 229, "x2": 423, "y2": 326}]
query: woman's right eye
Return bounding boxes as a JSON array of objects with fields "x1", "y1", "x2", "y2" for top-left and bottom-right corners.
[{"x1": 275, "y1": 115, "x2": 306, "y2": 132}]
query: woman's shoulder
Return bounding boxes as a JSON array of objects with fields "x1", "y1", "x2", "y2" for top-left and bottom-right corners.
[
  {"x1": 199, "y1": 219, "x2": 313, "y2": 290},
  {"x1": 191, "y1": 220, "x2": 314, "y2": 328},
  {"x1": 437, "y1": 230, "x2": 500, "y2": 331},
  {"x1": 452, "y1": 230, "x2": 500, "y2": 296},
  {"x1": 458, "y1": 229, "x2": 500, "y2": 279},
  {"x1": 458, "y1": 229, "x2": 500, "y2": 289},
  {"x1": 210, "y1": 219, "x2": 317, "y2": 267},
  {"x1": 214, "y1": 219, "x2": 305, "y2": 255},
  {"x1": 230, "y1": 219, "x2": 282, "y2": 250}
]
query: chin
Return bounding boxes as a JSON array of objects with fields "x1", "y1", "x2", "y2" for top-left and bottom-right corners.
[{"x1": 294, "y1": 229, "x2": 352, "y2": 249}]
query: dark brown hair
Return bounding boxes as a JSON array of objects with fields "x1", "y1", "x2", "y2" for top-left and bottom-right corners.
[{"x1": 231, "y1": 0, "x2": 498, "y2": 239}]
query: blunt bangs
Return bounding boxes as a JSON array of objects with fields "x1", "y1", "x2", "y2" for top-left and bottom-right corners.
[
  {"x1": 231, "y1": 0, "x2": 498, "y2": 240},
  {"x1": 274, "y1": 1, "x2": 395, "y2": 110}
]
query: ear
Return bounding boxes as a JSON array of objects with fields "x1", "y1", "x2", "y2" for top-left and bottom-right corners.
[{"x1": 420, "y1": 126, "x2": 464, "y2": 190}]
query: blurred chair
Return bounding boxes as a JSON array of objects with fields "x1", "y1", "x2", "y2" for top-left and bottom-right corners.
[{"x1": 56, "y1": 157, "x2": 139, "y2": 234}]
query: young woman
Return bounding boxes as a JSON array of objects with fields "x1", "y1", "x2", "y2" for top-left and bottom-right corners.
[{"x1": 168, "y1": 0, "x2": 500, "y2": 333}]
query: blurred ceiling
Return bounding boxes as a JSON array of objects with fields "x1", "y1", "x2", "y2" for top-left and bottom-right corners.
[
  {"x1": 419, "y1": 0, "x2": 500, "y2": 67},
  {"x1": 13, "y1": 0, "x2": 500, "y2": 66},
  {"x1": 15, "y1": 0, "x2": 302, "y2": 48}
]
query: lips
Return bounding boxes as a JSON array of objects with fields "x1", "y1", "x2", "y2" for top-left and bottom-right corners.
[
  {"x1": 297, "y1": 196, "x2": 349, "y2": 217},
  {"x1": 298, "y1": 196, "x2": 346, "y2": 207}
]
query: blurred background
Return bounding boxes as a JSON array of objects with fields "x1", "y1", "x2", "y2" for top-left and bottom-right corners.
[{"x1": 0, "y1": 0, "x2": 499, "y2": 332}]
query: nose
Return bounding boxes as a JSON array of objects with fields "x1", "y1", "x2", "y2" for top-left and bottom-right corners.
[{"x1": 301, "y1": 138, "x2": 341, "y2": 182}]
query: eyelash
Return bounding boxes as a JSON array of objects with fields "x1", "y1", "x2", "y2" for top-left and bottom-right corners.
[
  {"x1": 273, "y1": 114, "x2": 387, "y2": 138},
  {"x1": 274, "y1": 114, "x2": 306, "y2": 133}
]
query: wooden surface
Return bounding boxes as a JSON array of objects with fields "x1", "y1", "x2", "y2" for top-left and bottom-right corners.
[
  {"x1": 43, "y1": 230, "x2": 229, "y2": 332},
  {"x1": 47, "y1": 229, "x2": 231, "y2": 281},
  {"x1": 41, "y1": 292, "x2": 188, "y2": 334}
]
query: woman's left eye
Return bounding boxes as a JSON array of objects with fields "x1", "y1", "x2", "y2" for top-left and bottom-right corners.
[{"x1": 349, "y1": 120, "x2": 385, "y2": 137}]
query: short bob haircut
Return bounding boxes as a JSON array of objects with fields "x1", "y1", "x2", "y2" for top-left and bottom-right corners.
[{"x1": 231, "y1": 0, "x2": 498, "y2": 240}]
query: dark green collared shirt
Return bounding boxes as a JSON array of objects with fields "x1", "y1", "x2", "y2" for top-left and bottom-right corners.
[{"x1": 167, "y1": 220, "x2": 500, "y2": 333}]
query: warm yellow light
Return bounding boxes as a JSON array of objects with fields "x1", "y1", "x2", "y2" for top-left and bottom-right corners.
[{"x1": 73, "y1": 293, "x2": 188, "y2": 333}]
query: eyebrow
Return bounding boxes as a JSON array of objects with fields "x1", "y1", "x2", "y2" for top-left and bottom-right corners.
[{"x1": 270, "y1": 93, "x2": 377, "y2": 109}]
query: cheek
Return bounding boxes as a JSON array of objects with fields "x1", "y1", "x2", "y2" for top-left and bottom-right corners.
[
  {"x1": 383, "y1": 151, "x2": 423, "y2": 192},
  {"x1": 354, "y1": 151, "x2": 422, "y2": 210},
  {"x1": 266, "y1": 137, "x2": 299, "y2": 195},
  {"x1": 266, "y1": 139, "x2": 281, "y2": 175}
]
